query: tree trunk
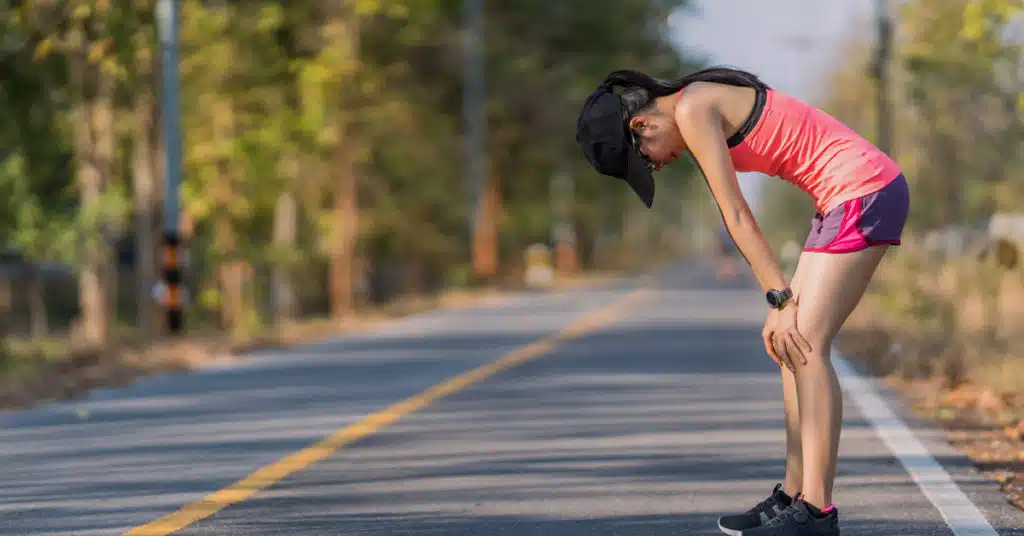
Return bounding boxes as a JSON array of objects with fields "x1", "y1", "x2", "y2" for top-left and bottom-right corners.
[
  {"x1": 69, "y1": 21, "x2": 109, "y2": 350},
  {"x1": 472, "y1": 176, "x2": 500, "y2": 280},
  {"x1": 27, "y1": 264, "x2": 48, "y2": 340},
  {"x1": 327, "y1": 7, "x2": 361, "y2": 319},
  {"x1": 214, "y1": 214, "x2": 245, "y2": 331},
  {"x1": 213, "y1": 101, "x2": 245, "y2": 332},
  {"x1": 272, "y1": 155, "x2": 298, "y2": 324},
  {"x1": 133, "y1": 87, "x2": 158, "y2": 340},
  {"x1": 329, "y1": 135, "x2": 358, "y2": 318},
  {"x1": 94, "y1": 54, "x2": 118, "y2": 342},
  {"x1": 74, "y1": 136, "x2": 108, "y2": 347},
  {"x1": 0, "y1": 266, "x2": 10, "y2": 350},
  {"x1": 552, "y1": 172, "x2": 577, "y2": 274}
]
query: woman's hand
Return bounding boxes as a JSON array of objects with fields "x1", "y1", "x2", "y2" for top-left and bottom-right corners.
[{"x1": 762, "y1": 302, "x2": 812, "y2": 372}]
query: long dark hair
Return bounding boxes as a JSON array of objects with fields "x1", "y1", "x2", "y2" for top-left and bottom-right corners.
[{"x1": 603, "y1": 66, "x2": 769, "y2": 118}]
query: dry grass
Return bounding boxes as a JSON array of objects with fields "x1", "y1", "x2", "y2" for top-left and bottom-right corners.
[{"x1": 842, "y1": 238, "x2": 1024, "y2": 393}]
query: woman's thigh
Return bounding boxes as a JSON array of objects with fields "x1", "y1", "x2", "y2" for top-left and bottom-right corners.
[
  {"x1": 791, "y1": 247, "x2": 889, "y2": 351},
  {"x1": 793, "y1": 174, "x2": 909, "y2": 347}
]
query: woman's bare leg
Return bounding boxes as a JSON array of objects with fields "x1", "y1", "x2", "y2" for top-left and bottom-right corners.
[
  {"x1": 780, "y1": 260, "x2": 807, "y2": 499},
  {"x1": 790, "y1": 245, "x2": 890, "y2": 510}
]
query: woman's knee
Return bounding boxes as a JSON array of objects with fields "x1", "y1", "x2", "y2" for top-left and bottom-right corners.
[{"x1": 794, "y1": 304, "x2": 834, "y2": 357}]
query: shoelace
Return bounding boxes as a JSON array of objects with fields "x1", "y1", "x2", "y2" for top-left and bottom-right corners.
[
  {"x1": 762, "y1": 506, "x2": 810, "y2": 534},
  {"x1": 747, "y1": 495, "x2": 778, "y2": 516}
]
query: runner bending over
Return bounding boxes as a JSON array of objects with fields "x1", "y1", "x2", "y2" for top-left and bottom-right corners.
[{"x1": 575, "y1": 66, "x2": 909, "y2": 536}]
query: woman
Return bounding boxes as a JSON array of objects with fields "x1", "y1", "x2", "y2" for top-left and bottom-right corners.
[{"x1": 575, "y1": 66, "x2": 909, "y2": 536}]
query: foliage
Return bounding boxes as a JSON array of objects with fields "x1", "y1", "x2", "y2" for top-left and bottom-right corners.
[
  {"x1": 760, "y1": 0, "x2": 1024, "y2": 242},
  {"x1": 0, "y1": 0, "x2": 703, "y2": 343}
]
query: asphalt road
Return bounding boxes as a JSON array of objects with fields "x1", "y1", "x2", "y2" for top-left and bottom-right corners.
[{"x1": 1, "y1": 262, "x2": 1022, "y2": 535}]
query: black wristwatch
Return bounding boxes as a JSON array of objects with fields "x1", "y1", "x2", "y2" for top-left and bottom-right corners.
[{"x1": 766, "y1": 287, "x2": 793, "y2": 310}]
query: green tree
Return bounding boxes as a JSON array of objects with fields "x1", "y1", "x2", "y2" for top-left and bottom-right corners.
[{"x1": 0, "y1": 0, "x2": 707, "y2": 349}]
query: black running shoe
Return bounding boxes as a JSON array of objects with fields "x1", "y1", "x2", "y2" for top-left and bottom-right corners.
[
  {"x1": 717, "y1": 483, "x2": 796, "y2": 535},
  {"x1": 739, "y1": 499, "x2": 840, "y2": 536}
]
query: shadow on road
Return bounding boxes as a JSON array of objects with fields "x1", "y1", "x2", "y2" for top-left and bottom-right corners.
[
  {"x1": 170, "y1": 324, "x2": 1001, "y2": 535},
  {"x1": 4, "y1": 290, "x2": 1017, "y2": 535},
  {"x1": 183, "y1": 512, "x2": 975, "y2": 536}
]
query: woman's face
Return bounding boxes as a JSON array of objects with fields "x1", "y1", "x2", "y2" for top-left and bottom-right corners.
[{"x1": 629, "y1": 111, "x2": 685, "y2": 171}]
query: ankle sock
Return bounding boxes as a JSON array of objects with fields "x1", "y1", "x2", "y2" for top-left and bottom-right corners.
[{"x1": 804, "y1": 502, "x2": 835, "y2": 518}]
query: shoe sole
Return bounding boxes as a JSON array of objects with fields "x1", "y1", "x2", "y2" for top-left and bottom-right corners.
[{"x1": 716, "y1": 520, "x2": 743, "y2": 536}]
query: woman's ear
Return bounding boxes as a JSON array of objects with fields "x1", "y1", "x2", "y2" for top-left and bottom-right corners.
[{"x1": 628, "y1": 115, "x2": 647, "y2": 133}]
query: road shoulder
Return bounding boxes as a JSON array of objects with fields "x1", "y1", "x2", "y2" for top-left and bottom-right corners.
[{"x1": 834, "y1": 352, "x2": 1024, "y2": 536}]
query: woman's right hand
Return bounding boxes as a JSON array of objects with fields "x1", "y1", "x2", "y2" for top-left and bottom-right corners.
[{"x1": 763, "y1": 303, "x2": 811, "y2": 373}]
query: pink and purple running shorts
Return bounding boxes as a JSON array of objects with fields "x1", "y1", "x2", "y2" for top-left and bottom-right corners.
[{"x1": 803, "y1": 173, "x2": 910, "y2": 253}]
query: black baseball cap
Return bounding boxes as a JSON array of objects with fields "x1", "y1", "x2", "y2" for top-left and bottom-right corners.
[{"x1": 575, "y1": 81, "x2": 656, "y2": 208}]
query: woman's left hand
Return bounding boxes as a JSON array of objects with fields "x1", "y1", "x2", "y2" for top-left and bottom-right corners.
[{"x1": 763, "y1": 302, "x2": 812, "y2": 372}]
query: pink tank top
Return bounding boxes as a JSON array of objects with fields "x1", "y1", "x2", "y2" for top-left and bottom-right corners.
[{"x1": 727, "y1": 89, "x2": 902, "y2": 214}]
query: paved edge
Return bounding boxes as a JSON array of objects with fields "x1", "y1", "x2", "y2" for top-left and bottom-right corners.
[
  {"x1": 834, "y1": 350, "x2": 1002, "y2": 536},
  {"x1": 119, "y1": 285, "x2": 653, "y2": 536}
]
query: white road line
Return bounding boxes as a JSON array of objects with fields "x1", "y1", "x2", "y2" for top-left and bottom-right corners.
[{"x1": 833, "y1": 350, "x2": 999, "y2": 536}]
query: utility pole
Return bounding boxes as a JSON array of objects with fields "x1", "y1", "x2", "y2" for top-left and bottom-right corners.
[
  {"x1": 871, "y1": 0, "x2": 894, "y2": 157},
  {"x1": 157, "y1": 0, "x2": 184, "y2": 334}
]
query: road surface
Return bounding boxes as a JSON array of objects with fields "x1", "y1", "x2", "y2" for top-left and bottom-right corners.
[{"x1": 1, "y1": 263, "x2": 1022, "y2": 535}]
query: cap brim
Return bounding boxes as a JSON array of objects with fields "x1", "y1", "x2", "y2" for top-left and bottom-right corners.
[{"x1": 623, "y1": 147, "x2": 655, "y2": 208}]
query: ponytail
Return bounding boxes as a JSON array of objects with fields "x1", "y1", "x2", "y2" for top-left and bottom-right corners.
[{"x1": 602, "y1": 66, "x2": 769, "y2": 117}]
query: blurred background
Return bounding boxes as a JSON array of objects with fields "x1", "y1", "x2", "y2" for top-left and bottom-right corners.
[{"x1": 0, "y1": 0, "x2": 1021, "y2": 409}]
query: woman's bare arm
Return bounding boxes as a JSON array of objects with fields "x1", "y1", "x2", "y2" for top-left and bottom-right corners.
[{"x1": 674, "y1": 85, "x2": 788, "y2": 293}]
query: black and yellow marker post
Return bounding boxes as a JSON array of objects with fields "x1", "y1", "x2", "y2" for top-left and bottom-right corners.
[
  {"x1": 158, "y1": 0, "x2": 184, "y2": 335},
  {"x1": 161, "y1": 231, "x2": 184, "y2": 334}
]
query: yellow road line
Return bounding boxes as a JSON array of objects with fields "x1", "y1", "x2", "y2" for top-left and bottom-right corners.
[{"x1": 122, "y1": 287, "x2": 651, "y2": 536}]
